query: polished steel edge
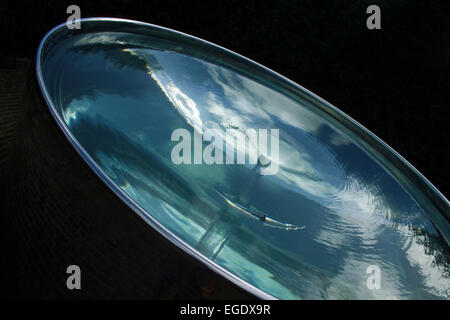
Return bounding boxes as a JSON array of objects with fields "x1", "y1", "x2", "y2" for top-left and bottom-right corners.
[
  {"x1": 36, "y1": 17, "x2": 277, "y2": 301},
  {"x1": 36, "y1": 17, "x2": 449, "y2": 300}
]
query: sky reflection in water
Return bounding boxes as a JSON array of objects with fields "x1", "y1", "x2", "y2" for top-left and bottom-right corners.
[{"x1": 41, "y1": 31, "x2": 449, "y2": 299}]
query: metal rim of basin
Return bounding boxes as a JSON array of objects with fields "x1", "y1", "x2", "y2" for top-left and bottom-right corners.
[{"x1": 36, "y1": 17, "x2": 449, "y2": 300}]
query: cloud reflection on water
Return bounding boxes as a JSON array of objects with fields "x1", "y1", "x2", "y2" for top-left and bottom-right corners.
[{"x1": 51, "y1": 32, "x2": 449, "y2": 299}]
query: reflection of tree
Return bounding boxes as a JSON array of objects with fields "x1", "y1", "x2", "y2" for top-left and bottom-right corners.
[
  {"x1": 411, "y1": 226, "x2": 450, "y2": 278},
  {"x1": 70, "y1": 37, "x2": 163, "y2": 73},
  {"x1": 61, "y1": 38, "x2": 165, "y2": 110}
]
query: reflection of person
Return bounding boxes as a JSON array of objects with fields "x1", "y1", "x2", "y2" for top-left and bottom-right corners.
[
  {"x1": 196, "y1": 152, "x2": 303, "y2": 260},
  {"x1": 254, "y1": 154, "x2": 271, "y2": 175},
  {"x1": 214, "y1": 189, "x2": 302, "y2": 231}
]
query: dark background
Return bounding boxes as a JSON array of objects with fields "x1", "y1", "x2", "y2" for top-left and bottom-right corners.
[{"x1": 0, "y1": 0, "x2": 449, "y2": 299}]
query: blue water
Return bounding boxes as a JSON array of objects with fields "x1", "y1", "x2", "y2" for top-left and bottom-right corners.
[{"x1": 40, "y1": 29, "x2": 449, "y2": 299}]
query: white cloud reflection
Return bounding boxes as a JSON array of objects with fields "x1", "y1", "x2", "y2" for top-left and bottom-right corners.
[
  {"x1": 62, "y1": 97, "x2": 90, "y2": 126},
  {"x1": 142, "y1": 50, "x2": 448, "y2": 298},
  {"x1": 85, "y1": 47, "x2": 449, "y2": 299}
]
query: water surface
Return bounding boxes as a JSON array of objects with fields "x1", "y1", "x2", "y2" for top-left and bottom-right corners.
[{"x1": 39, "y1": 27, "x2": 449, "y2": 299}]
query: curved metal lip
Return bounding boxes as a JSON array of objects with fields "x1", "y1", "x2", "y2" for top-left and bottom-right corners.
[{"x1": 36, "y1": 17, "x2": 449, "y2": 300}]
